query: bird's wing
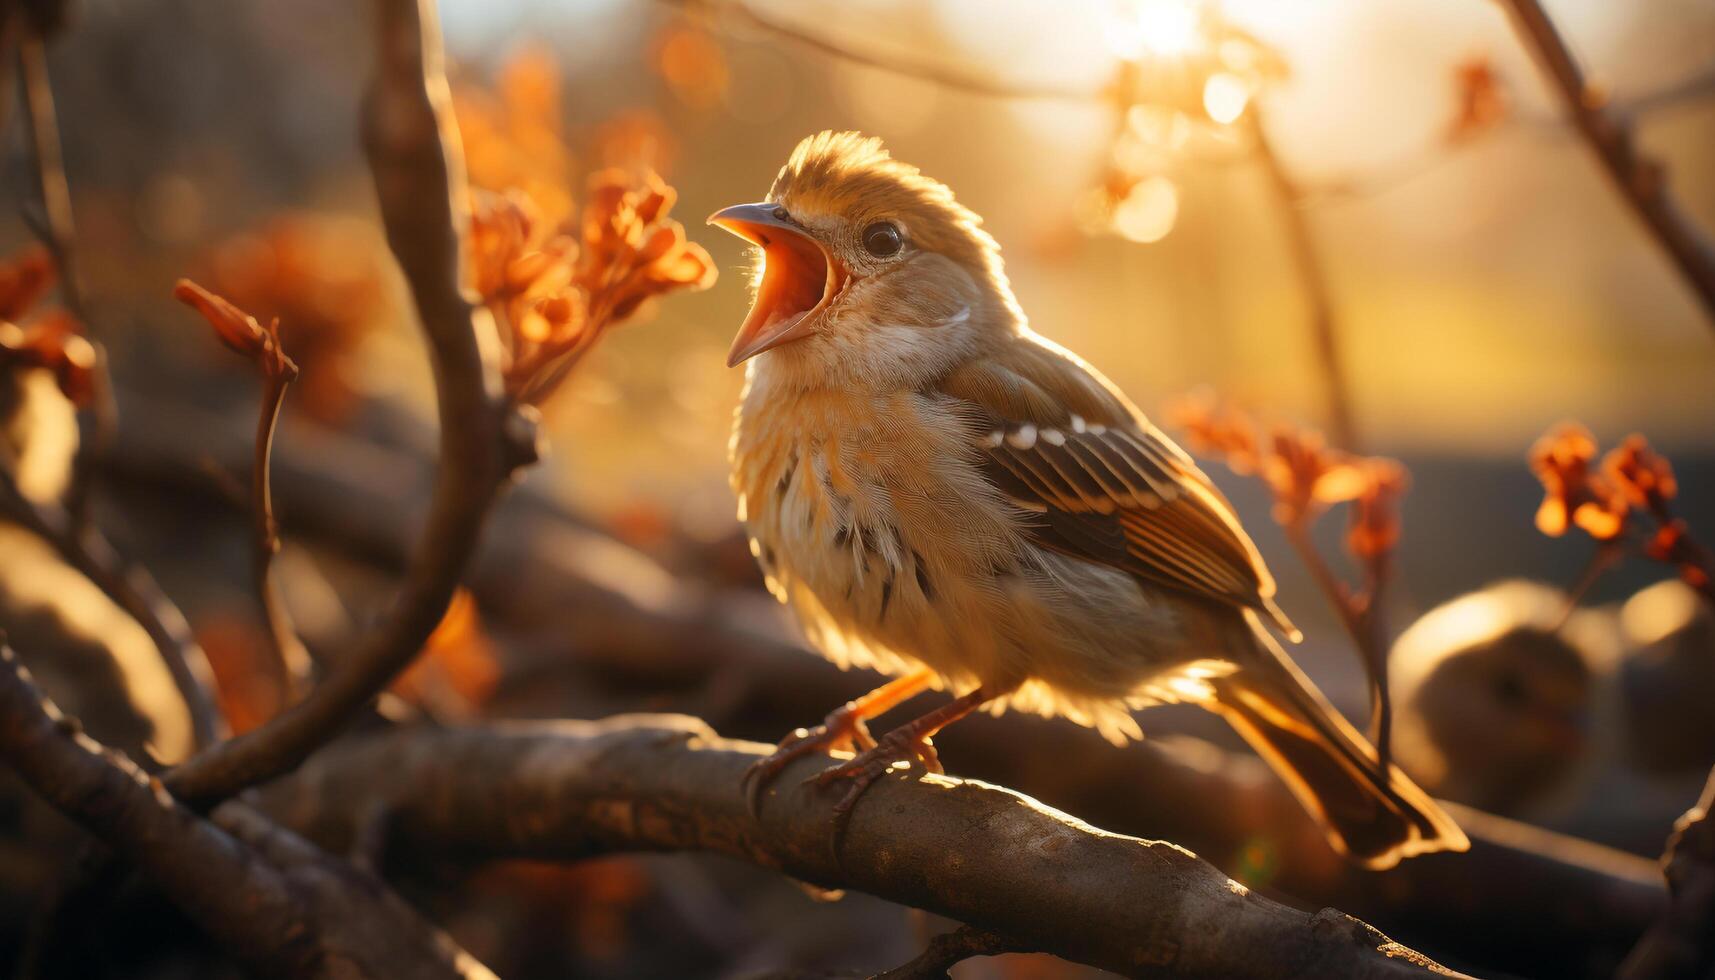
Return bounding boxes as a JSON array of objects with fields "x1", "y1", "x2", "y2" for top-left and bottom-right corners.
[{"x1": 938, "y1": 332, "x2": 1298, "y2": 638}]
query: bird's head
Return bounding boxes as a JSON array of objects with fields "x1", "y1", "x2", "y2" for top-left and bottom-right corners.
[{"x1": 709, "y1": 131, "x2": 1018, "y2": 386}]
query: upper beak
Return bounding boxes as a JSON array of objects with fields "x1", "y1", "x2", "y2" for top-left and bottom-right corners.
[{"x1": 708, "y1": 202, "x2": 847, "y2": 367}]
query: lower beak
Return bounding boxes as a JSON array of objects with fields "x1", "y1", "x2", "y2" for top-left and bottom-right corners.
[{"x1": 708, "y1": 202, "x2": 846, "y2": 367}]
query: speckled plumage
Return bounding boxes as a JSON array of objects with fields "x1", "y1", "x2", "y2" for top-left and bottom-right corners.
[{"x1": 720, "y1": 131, "x2": 1467, "y2": 868}]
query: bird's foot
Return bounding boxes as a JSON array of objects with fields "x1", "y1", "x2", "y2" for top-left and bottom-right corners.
[
  {"x1": 741, "y1": 705, "x2": 878, "y2": 817},
  {"x1": 811, "y1": 726, "x2": 943, "y2": 819}
]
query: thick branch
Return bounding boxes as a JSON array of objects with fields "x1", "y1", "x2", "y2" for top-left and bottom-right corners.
[
  {"x1": 163, "y1": 0, "x2": 533, "y2": 806},
  {"x1": 0, "y1": 643, "x2": 489, "y2": 979},
  {"x1": 106, "y1": 391, "x2": 1667, "y2": 976},
  {"x1": 260, "y1": 717, "x2": 1467, "y2": 980},
  {"x1": 1498, "y1": 0, "x2": 1715, "y2": 330},
  {"x1": 1618, "y1": 767, "x2": 1715, "y2": 979}
]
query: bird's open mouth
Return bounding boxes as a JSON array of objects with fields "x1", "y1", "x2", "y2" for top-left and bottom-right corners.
[{"x1": 709, "y1": 203, "x2": 848, "y2": 366}]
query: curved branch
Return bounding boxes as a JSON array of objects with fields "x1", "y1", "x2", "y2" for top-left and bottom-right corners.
[
  {"x1": 260, "y1": 717, "x2": 1468, "y2": 980},
  {"x1": 0, "y1": 643, "x2": 489, "y2": 979},
  {"x1": 1499, "y1": 0, "x2": 1715, "y2": 330},
  {"x1": 163, "y1": 0, "x2": 534, "y2": 806}
]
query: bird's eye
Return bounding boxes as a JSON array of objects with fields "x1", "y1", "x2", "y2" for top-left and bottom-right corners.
[{"x1": 862, "y1": 222, "x2": 903, "y2": 258}]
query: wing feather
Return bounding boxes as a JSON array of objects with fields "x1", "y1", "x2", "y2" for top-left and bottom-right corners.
[{"x1": 940, "y1": 335, "x2": 1298, "y2": 637}]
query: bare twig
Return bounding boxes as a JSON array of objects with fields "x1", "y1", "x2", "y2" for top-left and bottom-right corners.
[
  {"x1": 0, "y1": 642, "x2": 492, "y2": 979},
  {"x1": 0, "y1": 461, "x2": 223, "y2": 747},
  {"x1": 16, "y1": 27, "x2": 119, "y2": 536},
  {"x1": 1246, "y1": 110, "x2": 1359, "y2": 450},
  {"x1": 17, "y1": 33, "x2": 78, "y2": 318},
  {"x1": 252, "y1": 366, "x2": 313, "y2": 694},
  {"x1": 260, "y1": 716, "x2": 1469, "y2": 980},
  {"x1": 662, "y1": 0, "x2": 1096, "y2": 101},
  {"x1": 1282, "y1": 521, "x2": 1392, "y2": 766},
  {"x1": 1618, "y1": 766, "x2": 1715, "y2": 979},
  {"x1": 1498, "y1": 0, "x2": 1715, "y2": 330},
  {"x1": 162, "y1": 0, "x2": 535, "y2": 807}
]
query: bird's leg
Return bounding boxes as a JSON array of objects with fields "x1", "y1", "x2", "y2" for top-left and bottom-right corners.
[
  {"x1": 741, "y1": 667, "x2": 934, "y2": 816},
  {"x1": 813, "y1": 685, "x2": 998, "y2": 819}
]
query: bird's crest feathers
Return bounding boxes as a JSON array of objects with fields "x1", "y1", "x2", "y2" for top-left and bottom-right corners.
[{"x1": 769, "y1": 131, "x2": 1002, "y2": 276}]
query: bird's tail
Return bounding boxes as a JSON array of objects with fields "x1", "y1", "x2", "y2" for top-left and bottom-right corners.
[{"x1": 1209, "y1": 611, "x2": 1469, "y2": 869}]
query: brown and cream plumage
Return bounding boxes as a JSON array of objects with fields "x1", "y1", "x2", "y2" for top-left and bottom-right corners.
[{"x1": 713, "y1": 131, "x2": 1467, "y2": 868}]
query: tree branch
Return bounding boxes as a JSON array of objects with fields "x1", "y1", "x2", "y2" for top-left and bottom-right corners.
[
  {"x1": 162, "y1": 0, "x2": 536, "y2": 807},
  {"x1": 0, "y1": 642, "x2": 491, "y2": 979},
  {"x1": 105, "y1": 391, "x2": 1668, "y2": 977},
  {"x1": 259, "y1": 717, "x2": 1469, "y2": 980},
  {"x1": 1618, "y1": 766, "x2": 1715, "y2": 980},
  {"x1": 1498, "y1": 0, "x2": 1715, "y2": 331}
]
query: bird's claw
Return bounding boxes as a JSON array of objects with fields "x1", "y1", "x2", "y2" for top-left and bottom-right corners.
[
  {"x1": 807, "y1": 728, "x2": 942, "y2": 848},
  {"x1": 741, "y1": 707, "x2": 877, "y2": 818}
]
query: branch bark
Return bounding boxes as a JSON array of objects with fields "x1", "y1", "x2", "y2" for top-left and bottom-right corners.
[
  {"x1": 1618, "y1": 766, "x2": 1715, "y2": 980},
  {"x1": 1498, "y1": 0, "x2": 1715, "y2": 331},
  {"x1": 162, "y1": 0, "x2": 535, "y2": 807},
  {"x1": 103, "y1": 390, "x2": 1667, "y2": 977},
  {"x1": 258, "y1": 716, "x2": 1470, "y2": 980},
  {"x1": 0, "y1": 642, "x2": 491, "y2": 980}
]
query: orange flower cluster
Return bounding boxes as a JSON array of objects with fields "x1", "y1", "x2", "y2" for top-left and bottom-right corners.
[
  {"x1": 1172, "y1": 392, "x2": 1409, "y2": 569},
  {"x1": 469, "y1": 170, "x2": 716, "y2": 404},
  {"x1": 1529, "y1": 423, "x2": 1630, "y2": 541},
  {"x1": 1530, "y1": 424, "x2": 1711, "y2": 593},
  {"x1": 0, "y1": 245, "x2": 96, "y2": 406},
  {"x1": 174, "y1": 279, "x2": 298, "y2": 381}
]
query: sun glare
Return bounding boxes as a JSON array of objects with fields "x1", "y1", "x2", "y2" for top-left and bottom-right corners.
[
  {"x1": 1203, "y1": 71, "x2": 1250, "y2": 123},
  {"x1": 1107, "y1": 0, "x2": 1207, "y2": 58}
]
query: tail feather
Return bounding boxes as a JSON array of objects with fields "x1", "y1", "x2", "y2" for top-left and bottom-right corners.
[{"x1": 1211, "y1": 612, "x2": 1469, "y2": 869}]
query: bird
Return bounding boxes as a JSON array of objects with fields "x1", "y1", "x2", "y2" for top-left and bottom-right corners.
[
  {"x1": 709, "y1": 131, "x2": 1467, "y2": 869},
  {"x1": 1387, "y1": 580, "x2": 1611, "y2": 818}
]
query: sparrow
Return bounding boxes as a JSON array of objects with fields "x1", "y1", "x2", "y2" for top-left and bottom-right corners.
[
  {"x1": 710, "y1": 131, "x2": 1467, "y2": 868},
  {"x1": 1388, "y1": 580, "x2": 1609, "y2": 817}
]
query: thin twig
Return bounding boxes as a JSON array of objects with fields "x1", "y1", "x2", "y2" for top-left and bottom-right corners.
[
  {"x1": 162, "y1": 0, "x2": 536, "y2": 807},
  {"x1": 17, "y1": 34, "x2": 78, "y2": 318},
  {"x1": 1498, "y1": 0, "x2": 1715, "y2": 331},
  {"x1": 15, "y1": 27, "x2": 119, "y2": 536},
  {"x1": 1282, "y1": 520, "x2": 1392, "y2": 769},
  {"x1": 251, "y1": 366, "x2": 313, "y2": 697},
  {"x1": 664, "y1": 0, "x2": 1098, "y2": 102},
  {"x1": 1247, "y1": 109, "x2": 1359, "y2": 451}
]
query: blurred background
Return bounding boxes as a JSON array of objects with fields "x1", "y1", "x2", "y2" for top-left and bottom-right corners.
[{"x1": 1, "y1": 0, "x2": 1713, "y2": 977}]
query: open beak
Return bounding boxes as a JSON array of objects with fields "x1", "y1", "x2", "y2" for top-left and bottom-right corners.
[{"x1": 708, "y1": 202, "x2": 847, "y2": 367}]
